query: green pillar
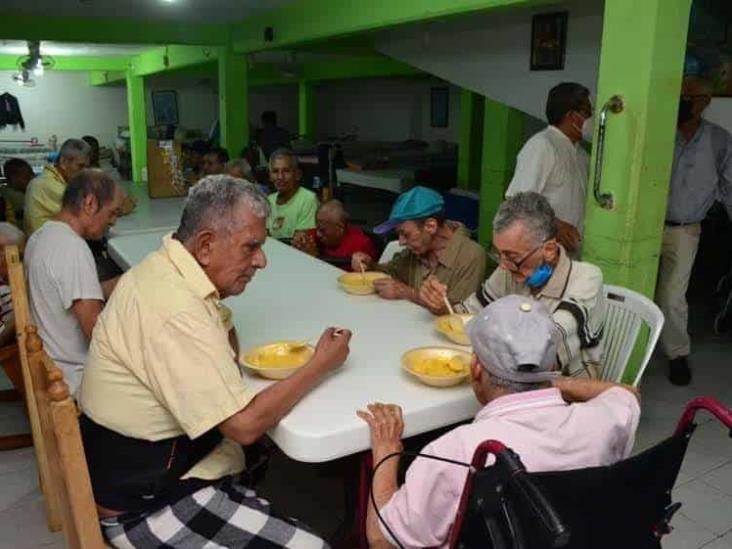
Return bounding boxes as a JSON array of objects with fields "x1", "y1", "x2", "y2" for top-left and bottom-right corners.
[
  {"x1": 298, "y1": 80, "x2": 317, "y2": 142},
  {"x1": 457, "y1": 89, "x2": 485, "y2": 190},
  {"x1": 218, "y1": 47, "x2": 249, "y2": 157},
  {"x1": 583, "y1": 0, "x2": 692, "y2": 298},
  {"x1": 125, "y1": 71, "x2": 147, "y2": 183},
  {"x1": 477, "y1": 97, "x2": 524, "y2": 247}
]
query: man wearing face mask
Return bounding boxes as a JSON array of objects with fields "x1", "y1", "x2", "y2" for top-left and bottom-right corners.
[
  {"x1": 656, "y1": 75, "x2": 732, "y2": 386},
  {"x1": 421, "y1": 192, "x2": 605, "y2": 378},
  {"x1": 505, "y1": 83, "x2": 593, "y2": 255}
]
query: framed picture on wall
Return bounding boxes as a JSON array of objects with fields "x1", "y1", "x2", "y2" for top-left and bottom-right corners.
[
  {"x1": 431, "y1": 87, "x2": 449, "y2": 128},
  {"x1": 151, "y1": 90, "x2": 179, "y2": 126},
  {"x1": 530, "y1": 11, "x2": 569, "y2": 71}
]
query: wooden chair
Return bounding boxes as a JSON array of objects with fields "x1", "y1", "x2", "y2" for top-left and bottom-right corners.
[
  {"x1": 0, "y1": 340, "x2": 33, "y2": 450},
  {"x1": 26, "y1": 325, "x2": 108, "y2": 548},
  {"x1": 5, "y1": 245, "x2": 62, "y2": 531}
]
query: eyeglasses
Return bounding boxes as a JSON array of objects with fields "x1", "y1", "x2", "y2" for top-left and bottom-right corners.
[{"x1": 488, "y1": 243, "x2": 544, "y2": 272}]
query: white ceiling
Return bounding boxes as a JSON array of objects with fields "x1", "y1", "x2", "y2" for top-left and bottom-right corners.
[
  {"x1": 0, "y1": 40, "x2": 152, "y2": 57},
  {"x1": 4, "y1": 0, "x2": 292, "y2": 24}
]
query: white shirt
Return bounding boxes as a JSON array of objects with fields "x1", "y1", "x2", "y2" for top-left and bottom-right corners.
[
  {"x1": 25, "y1": 221, "x2": 103, "y2": 394},
  {"x1": 506, "y1": 126, "x2": 590, "y2": 231}
]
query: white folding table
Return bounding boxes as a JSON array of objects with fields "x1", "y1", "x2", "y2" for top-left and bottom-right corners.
[
  {"x1": 107, "y1": 232, "x2": 480, "y2": 463},
  {"x1": 109, "y1": 182, "x2": 185, "y2": 237}
]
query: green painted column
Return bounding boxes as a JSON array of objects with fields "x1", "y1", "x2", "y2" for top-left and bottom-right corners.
[
  {"x1": 125, "y1": 71, "x2": 147, "y2": 183},
  {"x1": 298, "y1": 80, "x2": 317, "y2": 141},
  {"x1": 477, "y1": 97, "x2": 524, "y2": 247},
  {"x1": 457, "y1": 89, "x2": 485, "y2": 190},
  {"x1": 218, "y1": 47, "x2": 249, "y2": 157},
  {"x1": 583, "y1": 0, "x2": 692, "y2": 298}
]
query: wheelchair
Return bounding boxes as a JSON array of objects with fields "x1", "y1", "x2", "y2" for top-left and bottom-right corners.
[{"x1": 373, "y1": 397, "x2": 732, "y2": 549}]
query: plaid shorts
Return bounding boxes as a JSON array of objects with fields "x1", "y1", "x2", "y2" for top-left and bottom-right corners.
[{"x1": 101, "y1": 477, "x2": 329, "y2": 548}]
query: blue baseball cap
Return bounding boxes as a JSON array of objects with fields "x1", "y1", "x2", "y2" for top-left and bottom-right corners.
[{"x1": 373, "y1": 186, "x2": 444, "y2": 234}]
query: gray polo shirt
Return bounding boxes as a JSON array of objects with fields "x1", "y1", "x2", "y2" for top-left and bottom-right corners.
[{"x1": 666, "y1": 120, "x2": 732, "y2": 224}]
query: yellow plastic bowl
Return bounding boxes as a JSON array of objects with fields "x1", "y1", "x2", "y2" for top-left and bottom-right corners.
[
  {"x1": 338, "y1": 271, "x2": 390, "y2": 295},
  {"x1": 401, "y1": 346, "x2": 472, "y2": 387},
  {"x1": 241, "y1": 341, "x2": 315, "y2": 380},
  {"x1": 434, "y1": 314, "x2": 474, "y2": 346}
]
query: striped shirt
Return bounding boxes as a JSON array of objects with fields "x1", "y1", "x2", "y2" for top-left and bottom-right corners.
[
  {"x1": 0, "y1": 284, "x2": 13, "y2": 337},
  {"x1": 457, "y1": 246, "x2": 605, "y2": 377}
]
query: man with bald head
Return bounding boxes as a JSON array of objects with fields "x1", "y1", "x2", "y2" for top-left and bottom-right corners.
[
  {"x1": 293, "y1": 199, "x2": 377, "y2": 270},
  {"x1": 657, "y1": 75, "x2": 732, "y2": 385}
]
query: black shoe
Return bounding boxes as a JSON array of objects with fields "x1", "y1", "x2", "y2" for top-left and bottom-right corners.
[{"x1": 668, "y1": 357, "x2": 691, "y2": 386}]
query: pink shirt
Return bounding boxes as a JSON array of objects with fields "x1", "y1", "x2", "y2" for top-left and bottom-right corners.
[{"x1": 379, "y1": 387, "x2": 640, "y2": 548}]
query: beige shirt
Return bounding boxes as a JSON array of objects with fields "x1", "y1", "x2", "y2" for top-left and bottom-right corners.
[
  {"x1": 382, "y1": 230, "x2": 487, "y2": 304},
  {"x1": 458, "y1": 247, "x2": 605, "y2": 377},
  {"x1": 79, "y1": 234, "x2": 255, "y2": 481},
  {"x1": 24, "y1": 165, "x2": 67, "y2": 235}
]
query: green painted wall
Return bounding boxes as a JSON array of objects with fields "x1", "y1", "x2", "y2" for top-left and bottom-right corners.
[
  {"x1": 478, "y1": 98, "x2": 524, "y2": 247},
  {"x1": 583, "y1": 0, "x2": 692, "y2": 298},
  {"x1": 0, "y1": 15, "x2": 228, "y2": 45},
  {"x1": 218, "y1": 48, "x2": 249, "y2": 158},
  {"x1": 298, "y1": 81, "x2": 317, "y2": 141},
  {"x1": 457, "y1": 89, "x2": 485, "y2": 190},
  {"x1": 125, "y1": 72, "x2": 147, "y2": 184},
  {"x1": 0, "y1": 55, "x2": 129, "y2": 72}
]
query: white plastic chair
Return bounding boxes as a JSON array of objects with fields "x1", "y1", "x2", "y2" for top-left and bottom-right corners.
[
  {"x1": 379, "y1": 240, "x2": 404, "y2": 264},
  {"x1": 600, "y1": 284, "x2": 665, "y2": 386}
]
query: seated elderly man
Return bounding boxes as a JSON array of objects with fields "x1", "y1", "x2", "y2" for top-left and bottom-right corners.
[
  {"x1": 79, "y1": 175, "x2": 351, "y2": 549},
  {"x1": 25, "y1": 138, "x2": 91, "y2": 234},
  {"x1": 25, "y1": 169, "x2": 122, "y2": 395},
  {"x1": 359, "y1": 295, "x2": 640, "y2": 549},
  {"x1": 267, "y1": 148, "x2": 319, "y2": 240},
  {"x1": 2, "y1": 158, "x2": 33, "y2": 223},
  {"x1": 293, "y1": 199, "x2": 377, "y2": 270},
  {"x1": 201, "y1": 146, "x2": 230, "y2": 177},
  {"x1": 352, "y1": 186, "x2": 486, "y2": 305},
  {"x1": 421, "y1": 192, "x2": 605, "y2": 378},
  {"x1": 227, "y1": 157, "x2": 270, "y2": 195}
]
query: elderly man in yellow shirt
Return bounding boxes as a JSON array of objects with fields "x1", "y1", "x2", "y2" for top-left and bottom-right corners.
[
  {"x1": 24, "y1": 138, "x2": 91, "y2": 234},
  {"x1": 79, "y1": 175, "x2": 351, "y2": 548}
]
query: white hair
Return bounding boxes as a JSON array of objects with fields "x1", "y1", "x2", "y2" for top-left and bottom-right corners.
[
  {"x1": 176, "y1": 175, "x2": 270, "y2": 241},
  {"x1": 225, "y1": 158, "x2": 253, "y2": 180},
  {"x1": 493, "y1": 192, "x2": 558, "y2": 245},
  {"x1": 0, "y1": 222, "x2": 25, "y2": 246}
]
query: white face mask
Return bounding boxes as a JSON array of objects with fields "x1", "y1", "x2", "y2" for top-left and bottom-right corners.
[{"x1": 581, "y1": 116, "x2": 594, "y2": 143}]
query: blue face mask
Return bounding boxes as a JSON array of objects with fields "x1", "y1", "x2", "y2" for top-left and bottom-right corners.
[{"x1": 525, "y1": 263, "x2": 553, "y2": 289}]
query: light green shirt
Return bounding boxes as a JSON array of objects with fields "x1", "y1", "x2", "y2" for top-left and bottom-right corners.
[{"x1": 267, "y1": 187, "x2": 319, "y2": 239}]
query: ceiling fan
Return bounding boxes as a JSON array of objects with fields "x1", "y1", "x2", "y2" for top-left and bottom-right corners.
[{"x1": 12, "y1": 40, "x2": 55, "y2": 86}]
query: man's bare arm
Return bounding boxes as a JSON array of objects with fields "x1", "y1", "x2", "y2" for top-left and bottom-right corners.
[
  {"x1": 552, "y1": 377, "x2": 640, "y2": 403},
  {"x1": 70, "y1": 299, "x2": 104, "y2": 339}
]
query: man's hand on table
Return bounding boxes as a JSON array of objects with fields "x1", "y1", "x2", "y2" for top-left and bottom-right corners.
[
  {"x1": 418, "y1": 276, "x2": 450, "y2": 315},
  {"x1": 292, "y1": 230, "x2": 318, "y2": 257},
  {"x1": 119, "y1": 194, "x2": 137, "y2": 216},
  {"x1": 556, "y1": 220, "x2": 580, "y2": 253},
  {"x1": 357, "y1": 403, "x2": 404, "y2": 461},
  {"x1": 351, "y1": 252, "x2": 374, "y2": 272},
  {"x1": 310, "y1": 327, "x2": 352, "y2": 373},
  {"x1": 373, "y1": 278, "x2": 412, "y2": 300}
]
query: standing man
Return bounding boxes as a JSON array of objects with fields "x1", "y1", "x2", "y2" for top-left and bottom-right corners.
[
  {"x1": 257, "y1": 111, "x2": 292, "y2": 160},
  {"x1": 506, "y1": 83, "x2": 593, "y2": 254},
  {"x1": 24, "y1": 138, "x2": 91, "y2": 234},
  {"x1": 657, "y1": 75, "x2": 732, "y2": 386},
  {"x1": 25, "y1": 169, "x2": 122, "y2": 395}
]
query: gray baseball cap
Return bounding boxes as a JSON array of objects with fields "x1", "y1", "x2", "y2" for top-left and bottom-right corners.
[{"x1": 466, "y1": 295, "x2": 559, "y2": 383}]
